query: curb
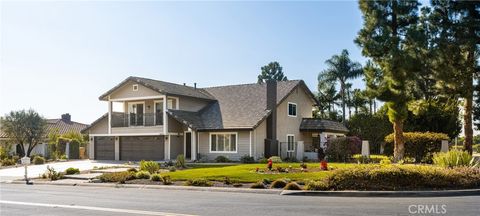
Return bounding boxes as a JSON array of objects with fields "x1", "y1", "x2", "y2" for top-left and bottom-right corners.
[
  {"x1": 280, "y1": 189, "x2": 480, "y2": 197},
  {"x1": 8, "y1": 180, "x2": 281, "y2": 195}
]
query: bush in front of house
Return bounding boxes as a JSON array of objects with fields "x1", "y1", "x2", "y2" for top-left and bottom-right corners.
[
  {"x1": 44, "y1": 166, "x2": 63, "y2": 181},
  {"x1": 250, "y1": 182, "x2": 266, "y2": 189},
  {"x1": 161, "y1": 175, "x2": 172, "y2": 185},
  {"x1": 270, "y1": 179, "x2": 287, "y2": 189},
  {"x1": 214, "y1": 156, "x2": 230, "y2": 163},
  {"x1": 258, "y1": 157, "x2": 268, "y2": 163},
  {"x1": 268, "y1": 156, "x2": 282, "y2": 163},
  {"x1": 432, "y1": 150, "x2": 474, "y2": 168},
  {"x1": 384, "y1": 132, "x2": 449, "y2": 163},
  {"x1": 98, "y1": 171, "x2": 135, "y2": 183},
  {"x1": 175, "y1": 154, "x2": 186, "y2": 168},
  {"x1": 184, "y1": 178, "x2": 213, "y2": 187},
  {"x1": 139, "y1": 160, "x2": 160, "y2": 174},
  {"x1": 150, "y1": 173, "x2": 162, "y2": 181},
  {"x1": 240, "y1": 155, "x2": 255, "y2": 164},
  {"x1": 305, "y1": 165, "x2": 480, "y2": 191},
  {"x1": 135, "y1": 171, "x2": 151, "y2": 179},
  {"x1": 1, "y1": 158, "x2": 17, "y2": 166},
  {"x1": 325, "y1": 136, "x2": 361, "y2": 162},
  {"x1": 283, "y1": 182, "x2": 302, "y2": 190},
  {"x1": 32, "y1": 156, "x2": 45, "y2": 165},
  {"x1": 352, "y1": 154, "x2": 390, "y2": 164},
  {"x1": 65, "y1": 167, "x2": 80, "y2": 175}
]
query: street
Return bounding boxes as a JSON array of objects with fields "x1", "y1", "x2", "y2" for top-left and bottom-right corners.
[{"x1": 0, "y1": 184, "x2": 478, "y2": 216}]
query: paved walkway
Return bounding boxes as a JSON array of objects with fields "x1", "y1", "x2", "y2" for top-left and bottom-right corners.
[{"x1": 0, "y1": 160, "x2": 127, "y2": 182}]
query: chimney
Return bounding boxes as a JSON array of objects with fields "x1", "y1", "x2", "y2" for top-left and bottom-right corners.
[
  {"x1": 194, "y1": 83, "x2": 197, "y2": 89},
  {"x1": 265, "y1": 80, "x2": 278, "y2": 157},
  {"x1": 61, "y1": 113, "x2": 71, "y2": 122},
  {"x1": 183, "y1": 83, "x2": 186, "y2": 86}
]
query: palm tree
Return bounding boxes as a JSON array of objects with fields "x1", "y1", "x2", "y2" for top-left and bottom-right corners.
[
  {"x1": 317, "y1": 81, "x2": 340, "y2": 117},
  {"x1": 319, "y1": 49, "x2": 363, "y2": 123},
  {"x1": 351, "y1": 89, "x2": 368, "y2": 115},
  {"x1": 345, "y1": 83, "x2": 353, "y2": 119}
]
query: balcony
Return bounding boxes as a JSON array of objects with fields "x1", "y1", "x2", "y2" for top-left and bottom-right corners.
[{"x1": 111, "y1": 112, "x2": 163, "y2": 127}]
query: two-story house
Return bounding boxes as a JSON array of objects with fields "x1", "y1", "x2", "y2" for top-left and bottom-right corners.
[{"x1": 82, "y1": 76, "x2": 348, "y2": 161}]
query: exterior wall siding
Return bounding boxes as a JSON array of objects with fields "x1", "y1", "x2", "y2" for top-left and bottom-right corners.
[
  {"x1": 169, "y1": 135, "x2": 184, "y2": 159},
  {"x1": 110, "y1": 80, "x2": 161, "y2": 100},
  {"x1": 253, "y1": 119, "x2": 267, "y2": 159},
  {"x1": 276, "y1": 87, "x2": 314, "y2": 143},
  {"x1": 111, "y1": 126, "x2": 163, "y2": 134},
  {"x1": 88, "y1": 117, "x2": 108, "y2": 134},
  {"x1": 197, "y1": 131, "x2": 250, "y2": 161}
]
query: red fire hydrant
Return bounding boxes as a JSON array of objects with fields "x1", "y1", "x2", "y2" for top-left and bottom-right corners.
[
  {"x1": 320, "y1": 160, "x2": 328, "y2": 171},
  {"x1": 267, "y1": 158, "x2": 273, "y2": 171}
]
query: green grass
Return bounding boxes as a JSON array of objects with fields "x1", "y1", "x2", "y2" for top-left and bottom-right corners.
[{"x1": 168, "y1": 163, "x2": 360, "y2": 183}]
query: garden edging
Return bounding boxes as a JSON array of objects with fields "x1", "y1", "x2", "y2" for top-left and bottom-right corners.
[
  {"x1": 280, "y1": 189, "x2": 480, "y2": 197},
  {"x1": 8, "y1": 180, "x2": 282, "y2": 195}
]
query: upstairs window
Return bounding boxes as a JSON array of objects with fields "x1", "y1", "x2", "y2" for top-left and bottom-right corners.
[
  {"x1": 288, "y1": 102, "x2": 297, "y2": 117},
  {"x1": 132, "y1": 84, "x2": 138, "y2": 91}
]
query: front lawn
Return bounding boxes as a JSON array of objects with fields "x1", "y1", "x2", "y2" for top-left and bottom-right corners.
[{"x1": 166, "y1": 162, "x2": 360, "y2": 183}]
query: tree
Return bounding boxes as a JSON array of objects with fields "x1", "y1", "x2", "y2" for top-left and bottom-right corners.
[
  {"x1": 351, "y1": 89, "x2": 368, "y2": 115},
  {"x1": 317, "y1": 80, "x2": 340, "y2": 115},
  {"x1": 0, "y1": 110, "x2": 47, "y2": 157},
  {"x1": 257, "y1": 61, "x2": 288, "y2": 83},
  {"x1": 363, "y1": 60, "x2": 382, "y2": 114},
  {"x1": 430, "y1": 1, "x2": 479, "y2": 155},
  {"x1": 318, "y1": 49, "x2": 363, "y2": 123},
  {"x1": 355, "y1": 0, "x2": 420, "y2": 161}
]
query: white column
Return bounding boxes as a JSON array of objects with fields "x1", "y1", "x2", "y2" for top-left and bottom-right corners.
[
  {"x1": 65, "y1": 142, "x2": 70, "y2": 159},
  {"x1": 163, "y1": 95, "x2": 168, "y2": 134},
  {"x1": 249, "y1": 131, "x2": 253, "y2": 157},
  {"x1": 165, "y1": 135, "x2": 171, "y2": 160},
  {"x1": 115, "y1": 136, "x2": 120, "y2": 160},
  {"x1": 89, "y1": 136, "x2": 94, "y2": 159},
  {"x1": 362, "y1": 140, "x2": 370, "y2": 157},
  {"x1": 108, "y1": 101, "x2": 112, "y2": 134},
  {"x1": 191, "y1": 131, "x2": 197, "y2": 160},
  {"x1": 441, "y1": 140, "x2": 449, "y2": 152}
]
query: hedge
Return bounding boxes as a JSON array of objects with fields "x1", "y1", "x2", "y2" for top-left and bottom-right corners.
[
  {"x1": 325, "y1": 136, "x2": 361, "y2": 162},
  {"x1": 384, "y1": 132, "x2": 449, "y2": 163},
  {"x1": 305, "y1": 165, "x2": 480, "y2": 191}
]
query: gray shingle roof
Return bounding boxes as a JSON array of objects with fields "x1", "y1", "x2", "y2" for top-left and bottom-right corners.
[
  {"x1": 99, "y1": 76, "x2": 215, "y2": 101},
  {"x1": 0, "y1": 118, "x2": 88, "y2": 139},
  {"x1": 168, "y1": 80, "x2": 315, "y2": 130},
  {"x1": 299, "y1": 118, "x2": 349, "y2": 133}
]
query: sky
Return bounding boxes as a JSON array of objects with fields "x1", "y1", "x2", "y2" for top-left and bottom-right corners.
[{"x1": 0, "y1": 1, "x2": 369, "y2": 124}]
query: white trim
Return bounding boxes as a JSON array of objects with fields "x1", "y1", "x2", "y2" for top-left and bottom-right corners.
[
  {"x1": 132, "y1": 84, "x2": 138, "y2": 91},
  {"x1": 167, "y1": 96, "x2": 180, "y2": 110},
  {"x1": 108, "y1": 101, "x2": 112, "y2": 134},
  {"x1": 286, "y1": 134, "x2": 295, "y2": 152},
  {"x1": 163, "y1": 95, "x2": 168, "y2": 134},
  {"x1": 209, "y1": 132, "x2": 238, "y2": 153},
  {"x1": 153, "y1": 99, "x2": 164, "y2": 126},
  {"x1": 249, "y1": 131, "x2": 252, "y2": 157},
  {"x1": 109, "y1": 95, "x2": 163, "y2": 102},
  {"x1": 287, "y1": 102, "x2": 297, "y2": 117},
  {"x1": 127, "y1": 101, "x2": 145, "y2": 126}
]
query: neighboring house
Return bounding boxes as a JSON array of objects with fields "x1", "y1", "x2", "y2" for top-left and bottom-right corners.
[
  {"x1": 82, "y1": 76, "x2": 348, "y2": 161},
  {"x1": 0, "y1": 113, "x2": 88, "y2": 157}
]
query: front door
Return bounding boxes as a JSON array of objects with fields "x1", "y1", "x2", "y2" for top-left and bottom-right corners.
[{"x1": 185, "y1": 132, "x2": 192, "y2": 159}]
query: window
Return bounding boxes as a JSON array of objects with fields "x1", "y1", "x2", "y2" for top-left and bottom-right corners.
[
  {"x1": 288, "y1": 102, "x2": 297, "y2": 117},
  {"x1": 287, "y1": 135, "x2": 295, "y2": 152},
  {"x1": 210, "y1": 133, "x2": 237, "y2": 153},
  {"x1": 132, "y1": 84, "x2": 138, "y2": 91}
]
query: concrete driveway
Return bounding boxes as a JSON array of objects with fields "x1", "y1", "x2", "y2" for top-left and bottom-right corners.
[{"x1": 0, "y1": 160, "x2": 127, "y2": 182}]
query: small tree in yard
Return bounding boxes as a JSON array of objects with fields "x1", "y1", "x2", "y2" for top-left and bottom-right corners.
[{"x1": 0, "y1": 110, "x2": 47, "y2": 157}]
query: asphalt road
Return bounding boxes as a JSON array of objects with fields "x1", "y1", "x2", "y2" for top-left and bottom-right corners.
[{"x1": 0, "y1": 184, "x2": 479, "y2": 216}]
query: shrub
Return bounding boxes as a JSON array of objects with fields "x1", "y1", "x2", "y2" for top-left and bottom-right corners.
[
  {"x1": 1, "y1": 158, "x2": 17, "y2": 166},
  {"x1": 60, "y1": 154, "x2": 67, "y2": 160},
  {"x1": 309, "y1": 165, "x2": 480, "y2": 191},
  {"x1": 65, "y1": 167, "x2": 80, "y2": 175},
  {"x1": 346, "y1": 112, "x2": 392, "y2": 154},
  {"x1": 184, "y1": 178, "x2": 212, "y2": 187},
  {"x1": 168, "y1": 166, "x2": 176, "y2": 172},
  {"x1": 433, "y1": 150, "x2": 473, "y2": 168},
  {"x1": 473, "y1": 144, "x2": 480, "y2": 153},
  {"x1": 44, "y1": 166, "x2": 63, "y2": 181},
  {"x1": 270, "y1": 179, "x2": 287, "y2": 189},
  {"x1": 33, "y1": 156, "x2": 45, "y2": 165},
  {"x1": 164, "y1": 160, "x2": 174, "y2": 167},
  {"x1": 250, "y1": 182, "x2": 266, "y2": 189},
  {"x1": 304, "y1": 180, "x2": 329, "y2": 191},
  {"x1": 268, "y1": 156, "x2": 282, "y2": 163},
  {"x1": 352, "y1": 154, "x2": 390, "y2": 164},
  {"x1": 161, "y1": 175, "x2": 172, "y2": 185},
  {"x1": 135, "y1": 171, "x2": 151, "y2": 179},
  {"x1": 240, "y1": 155, "x2": 255, "y2": 164},
  {"x1": 380, "y1": 158, "x2": 392, "y2": 165},
  {"x1": 258, "y1": 158, "x2": 268, "y2": 163},
  {"x1": 223, "y1": 176, "x2": 232, "y2": 185},
  {"x1": 139, "y1": 160, "x2": 160, "y2": 174},
  {"x1": 214, "y1": 156, "x2": 230, "y2": 163},
  {"x1": 325, "y1": 136, "x2": 361, "y2": 162},
  {"x1": 99, "y1": 171, "x2": 135, "y2": 183},
  {"x1": 150, "y1": 173, "x2": 162, "y2": 181},
  {"x1": 175, "y1": 154, "x2": 186, "y2": 168},
  {"x1": 284, "y1": 182, "x2": 301, "y2": 190},
  {"x1": 127, "y1": 167, "x2": 137, "y2": 172},
  {"x1": 384, "y1": 132, "x2": 449, "y2": 163},
  {"x1": 262, "y1": 178, "x2": 272, "y2": 185}
]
